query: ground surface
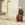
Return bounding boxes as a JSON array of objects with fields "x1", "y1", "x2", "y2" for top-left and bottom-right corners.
[
  {"x1": 0, "y1": 16, "x2": 25, "y2": 25},
  {"x1": 0, "y1": 20, "x2": 25, "y2": 25}
]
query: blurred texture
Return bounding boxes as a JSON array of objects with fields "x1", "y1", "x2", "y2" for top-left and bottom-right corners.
[{"x1": 19, "y1": 0, "x2": 25, "y2": 16}]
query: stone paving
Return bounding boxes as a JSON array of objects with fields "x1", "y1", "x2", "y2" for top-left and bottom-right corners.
[{"x1": 0, "y1": 20, "x2": 25, "y2": 25}]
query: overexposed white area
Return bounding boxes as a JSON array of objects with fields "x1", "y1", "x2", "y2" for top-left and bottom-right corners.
[{"x1": 8, "y1": 0, "x2": 18, "y2": 18}]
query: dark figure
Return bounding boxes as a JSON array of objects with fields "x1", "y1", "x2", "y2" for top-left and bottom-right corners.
[{"x1": 16, "y1": 9, "x2": 24, "y2": 22}]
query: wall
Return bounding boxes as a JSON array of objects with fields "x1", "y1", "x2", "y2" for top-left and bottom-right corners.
[
  {"x1": 0, "y1": 0, "x2": 18, "y2": 20},
  {"x1": 0, "y1": 0, "x2": 7, "y2": 20},
  {"x1": 8, "y1": 0, "x2": 18, "y2": 20}
]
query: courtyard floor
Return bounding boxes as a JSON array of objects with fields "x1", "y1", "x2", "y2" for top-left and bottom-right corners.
[{"x1": 0, "y1": 20, "x2": 25, "y2": 25}]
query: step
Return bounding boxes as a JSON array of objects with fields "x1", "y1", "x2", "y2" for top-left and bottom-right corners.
[{"x1": 0, "y1": 12, "x2": 6, "y2": 16}]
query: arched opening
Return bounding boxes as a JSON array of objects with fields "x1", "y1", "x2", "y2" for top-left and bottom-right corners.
[{"x1": 0, "y1": 0, "x2": 7, "y2": 15}]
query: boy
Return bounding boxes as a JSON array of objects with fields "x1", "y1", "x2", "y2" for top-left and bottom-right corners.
[{"x1": 16, "y1": 9, "x2": 24, "y2": 22}]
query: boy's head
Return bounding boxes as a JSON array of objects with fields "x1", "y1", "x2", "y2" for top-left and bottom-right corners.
[{"x1": 18, "y1": 8, "x2": 23, "y2": 14}]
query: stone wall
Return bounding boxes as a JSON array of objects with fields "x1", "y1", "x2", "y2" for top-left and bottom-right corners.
[{"x1": 0, "y1": 0, "x2": 18, "y2": 20}]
